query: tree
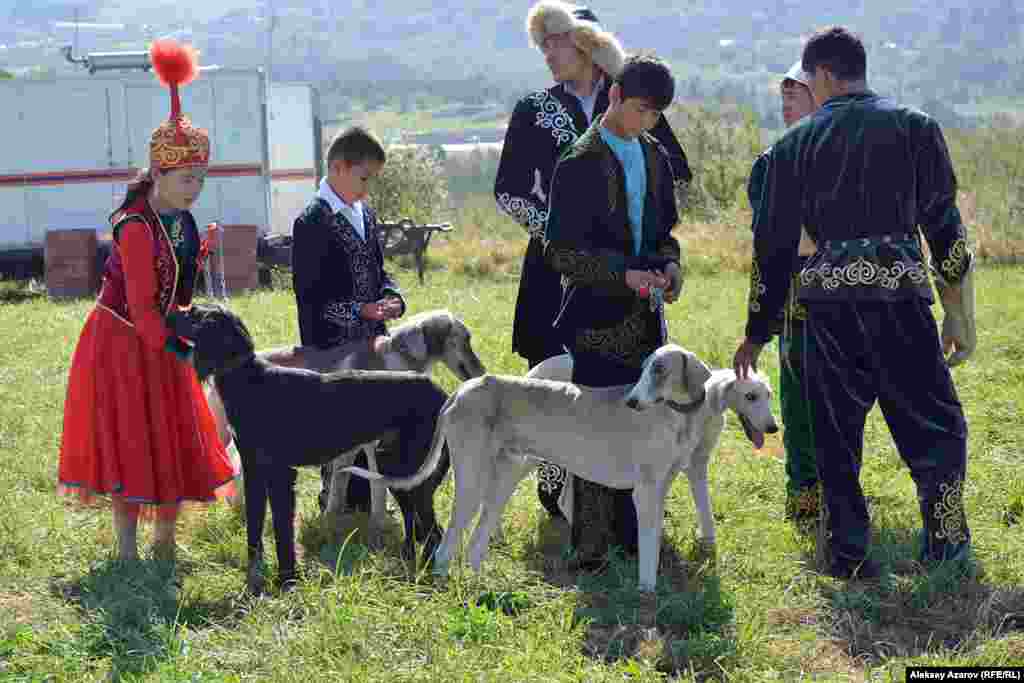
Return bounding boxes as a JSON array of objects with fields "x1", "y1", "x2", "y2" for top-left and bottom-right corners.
[{"x1": 0, "y1": 69, "x2": 13, "y2": 80}]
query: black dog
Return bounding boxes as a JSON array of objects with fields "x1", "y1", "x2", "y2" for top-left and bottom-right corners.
[{"x1": 177, "y1": 304, "x2": 450, "y2": 592}]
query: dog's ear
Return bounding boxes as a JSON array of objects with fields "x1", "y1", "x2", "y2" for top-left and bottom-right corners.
[
  {"x1": 395, "y1": 327, "x2": 429, "y2": 361},
  {"x1": 682, "y1": 351, "x2": 713, "y2": 395},
  {"x1": 422, "y1": 315, "x2": 453, "y2": 357}
]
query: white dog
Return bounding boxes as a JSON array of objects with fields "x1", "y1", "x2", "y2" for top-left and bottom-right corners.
[{"x1": 345, "y1": 344, "x2": 779, "y2": 591}]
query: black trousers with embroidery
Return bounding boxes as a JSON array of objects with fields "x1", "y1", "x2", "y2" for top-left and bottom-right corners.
[
  {"x1": 568, "y1": 351, "x2": 642, "y2": 561},
  {"x1": 528, "y1": 354, "x2": 569, "y2": 520},
  {"x1": 803, "y1": 298, "x2": 970, "y2": 566}
]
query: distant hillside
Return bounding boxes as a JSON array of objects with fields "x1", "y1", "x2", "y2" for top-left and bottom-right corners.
[{"x1": 3, "y1": 0, "x2": 1022, "y2": 129}]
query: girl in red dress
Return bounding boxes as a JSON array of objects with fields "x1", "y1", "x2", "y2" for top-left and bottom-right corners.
[{"x1": 57, "y1": 39, "x2": 237, "y2": 562}]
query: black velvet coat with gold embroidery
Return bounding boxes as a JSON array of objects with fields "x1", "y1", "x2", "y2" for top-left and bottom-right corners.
[
  {"x1": 745, "y1": 91, "x2": 974, "y2": 344},
  {"x1": 292, "y1": 199, "x2": 404, "y2": 349},
  {"x1": 495, "y1": 81, "x2": 691, "y2": 363},
  {"x1": 543, "y1": 119, "x2": 681, "y2": 358}
]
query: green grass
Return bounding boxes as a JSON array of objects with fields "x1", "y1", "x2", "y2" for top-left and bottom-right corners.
[{"x1": 2, "y1": 254, "x2": 1024, "y2": 681}]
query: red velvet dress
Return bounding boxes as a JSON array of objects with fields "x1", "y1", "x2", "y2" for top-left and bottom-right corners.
[{"x1": 57, "y1": 196, "x2": 237, "y2": 519}]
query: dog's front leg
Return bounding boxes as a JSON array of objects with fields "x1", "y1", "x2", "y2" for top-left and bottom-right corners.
[
  {"x1": 242, "y1": 457, "x2": 269, "y2": 595},
  {"x1": 267, "y1": 466, "x2": 299, "y2": 589},
  {"x1": 632, "y1": 482, "x2": 664, "y2": 592},
  {"x1": 687, "y1": 458, "x2": 716, "y2": 550}
]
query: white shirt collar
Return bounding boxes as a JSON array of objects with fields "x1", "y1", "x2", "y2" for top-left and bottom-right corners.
[
  {"x1": 317, "y1": 177, "x2": 363, "y2": 217},
  {"x1": 317, "y1": 177, "x2": 365, "y2": 238},
  {"x1": 565, "y1": 75, "x2": 605, "y2": 123}
]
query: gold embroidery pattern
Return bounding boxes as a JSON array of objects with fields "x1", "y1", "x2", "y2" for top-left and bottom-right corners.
[
  {"x1": 786, "y1": 272, "x2": 807, "y2": 321},
  {"x1": 547, "y1": 245, "x2": 621, "y2": 285},
  {"x1": 576, "y1": 306, "x2": 656, "y2": 368},
  {"x1": 940, "y1": 236, "x2": 971, "y2": 282},
  {"x1": 536, "y1": 462, "x2": 568, "y2": 495},
  {"x1": 150, "y1": 115, "x2": 211, "y2": 169},
  {"x1": 800, "y1": 256, "x2": 928, "y2": 291},
  {"x1": 497, "y1": 192, "x2": 548, "y2": 238},
  {"x1": 933, "y1": 478, "x2": 968, "y2": 545},
  {"x1": 527, "y1": 91, "x2": 579, "y2": 146},
  {"x1": 748, "y1": 260, "x2": 766, "y2": 313}
]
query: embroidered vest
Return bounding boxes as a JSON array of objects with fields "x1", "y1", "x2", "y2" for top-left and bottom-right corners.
[{"x1": 98, "y1": 195, "x2": 210, "y2": 321}]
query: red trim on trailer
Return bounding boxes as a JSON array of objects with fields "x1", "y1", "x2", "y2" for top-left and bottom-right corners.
[
  {"x1": 0, "y1": 163, "x2": 275, "y2": 187},
  {"x1": 270, "y1": 168, "x2": 317, "y2": 181}
]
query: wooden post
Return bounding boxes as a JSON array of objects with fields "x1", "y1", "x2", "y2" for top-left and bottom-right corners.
[
  {"x1": 210, "y1": 224, "x2": 260, "y2": 293},
  {"x1": 45, "y1": 229, "x2": 100, "y2": 299}
]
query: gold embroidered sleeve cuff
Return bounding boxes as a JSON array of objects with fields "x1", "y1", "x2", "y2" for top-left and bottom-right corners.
[
  {"x1": 545, "y1": 243, "x2": 626, "y2": 286},
  {"x1": 496, "y1": 193, "x2": 548, "y2": 238}
]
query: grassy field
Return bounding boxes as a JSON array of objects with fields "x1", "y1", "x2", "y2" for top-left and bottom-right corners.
[{"x1": 2, "y1": 240, "x2": 1024, "y2": 681}]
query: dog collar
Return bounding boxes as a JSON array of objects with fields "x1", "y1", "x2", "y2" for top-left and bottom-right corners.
[{"x1": 664, "y1": 389, "x2": 706, "y2": 414}]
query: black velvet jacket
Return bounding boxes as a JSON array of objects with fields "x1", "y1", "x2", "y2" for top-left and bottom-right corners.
[
  {"x1": 291, "y1": 198, "x2": 404, "y2": 348},
  {"x1": 745, "y1": 91, "x2": 974, "y2": 343},
  {"x1": 495, "y1": 80, "x2": 691, "y2": 239},
  {"x1": 543, "y1": 118, "x2": 681, "y2": 344},
  {"x1": 494, "y1": 80, "x2": 691, "y2": 362}
]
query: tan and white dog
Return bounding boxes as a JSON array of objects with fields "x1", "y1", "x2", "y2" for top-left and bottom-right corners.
[
  {"x1": 345, "y1": 344, "x2": 779, "y2": 591},
  {"x1": 205, "y1": 309, "x2": 486, "y2": 530}
]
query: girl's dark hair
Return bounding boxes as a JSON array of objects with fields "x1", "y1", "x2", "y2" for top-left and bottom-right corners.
[
  {"x1": 615, "y1": 53, "x2": 675, "y2": 111},
  {"x1": 110, "y1": 168, "x2": 154, "y2": 221}
]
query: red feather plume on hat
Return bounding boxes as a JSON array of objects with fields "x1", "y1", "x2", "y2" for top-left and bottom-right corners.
[
  {"x1": 150, "y1": 39, "x2": 198, "y2": 120},
  {"x1": 147, "y1": 38, "x2": 209, "y2": 168}
]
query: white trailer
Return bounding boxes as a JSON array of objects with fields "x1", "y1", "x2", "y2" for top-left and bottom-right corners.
[{"x1": 0, "y1": 67, "x2": 321, "y2": 252}]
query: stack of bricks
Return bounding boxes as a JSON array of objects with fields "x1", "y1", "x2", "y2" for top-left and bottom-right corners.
[
  {"x1": 45, "y1": 229, "x2": 100, "y2": 300},
  {"x1": 207, "y1": 224, "x2": 260, "y2": 294}
]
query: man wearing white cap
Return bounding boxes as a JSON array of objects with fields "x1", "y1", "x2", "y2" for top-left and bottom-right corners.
[
  {"x1": 746, "y1": 60, "x2": 819, "y2": 532},
  {"x1": 494, "y1": 0, "x2": 691, "y2": 526}
]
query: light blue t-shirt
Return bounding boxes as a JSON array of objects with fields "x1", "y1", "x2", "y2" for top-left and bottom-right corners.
[{"x1": 599, "y1": 125, "x2": 646, "y2": 256}]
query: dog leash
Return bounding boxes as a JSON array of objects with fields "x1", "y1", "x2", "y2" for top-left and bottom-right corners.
[{"x1": 651, "y1": 287, "x2": 669, "y2": 344}]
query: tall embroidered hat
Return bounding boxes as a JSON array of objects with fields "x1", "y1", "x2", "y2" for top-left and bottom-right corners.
[
  {"x1": 526, "y1": 1, "x2": 627, "y2": 78},
  {"x1": 148, "y1": 39, "x2": 210, "y2": 169}
]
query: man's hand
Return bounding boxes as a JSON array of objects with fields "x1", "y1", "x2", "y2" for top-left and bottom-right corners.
[
  {"x1": 360, "y1": 298, "x2": 403, "y2": 321},
  {"x1": 733, "y1": 339, "x2": 765, "y2": 380},
  {"x1": 381, "y1": 296, "x2": 404, "y2": 320},
  {"x1": 625, "y1": 269, "x2": 670, "y2": 295},
  {"x1": 937, "y1": 267, "x2": 977, "y2": 367},
  {"x1": 663, "y1": 262, "x2": 683, "y2": 303}
]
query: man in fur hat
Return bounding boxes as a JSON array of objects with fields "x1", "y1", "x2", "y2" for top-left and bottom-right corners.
[
  {"x1": 494, "y1": 0, "x2": 692, "y2": 524},
  {"x1": 747, "y1": 60, "x2": 820, "y2": 532}
]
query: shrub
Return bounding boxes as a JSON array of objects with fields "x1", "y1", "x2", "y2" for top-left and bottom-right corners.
[{"x1": 371, "y1": 145, "x2": 450, "y2": 224}]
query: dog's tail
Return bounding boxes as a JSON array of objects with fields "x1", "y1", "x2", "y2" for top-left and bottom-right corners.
[{"x1": 343, "y1": 390, "x2": 456, "y2": 490}]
